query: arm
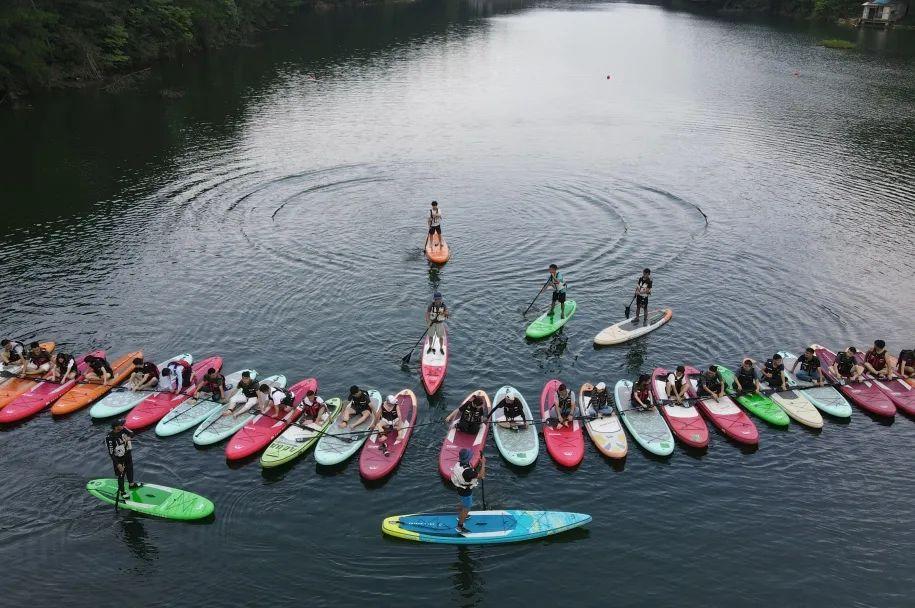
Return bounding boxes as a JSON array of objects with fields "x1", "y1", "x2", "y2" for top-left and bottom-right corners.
[{"x1": 477, "y1": 456, "x2": 486, "y2": 480}]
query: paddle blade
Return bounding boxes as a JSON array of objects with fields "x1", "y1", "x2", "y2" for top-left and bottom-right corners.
[
  {"x1": 624, "y1": 305, "x2": 631, "y2": 318},
  {"x1": 401, "y1": 352, "x2": 413, "y2": 364}
]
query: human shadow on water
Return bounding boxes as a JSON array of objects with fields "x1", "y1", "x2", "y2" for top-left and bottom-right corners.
[
  {"x1": 451, "y1": 546, "x2": 484, "y2": 607},
  {"x1": 118, "y1": 517, "x2": 158, "y2": 563}
]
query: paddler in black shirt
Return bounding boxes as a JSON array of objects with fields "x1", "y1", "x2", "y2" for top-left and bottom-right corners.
[
  {"x1": 340, "y1": 385, "x2": 373, "y2": 428},
  {"x1": 445, "y1": 393, "x2": 486, "y2": 434},
  {"x1": 698, "y1": 366, "x2": 725, "y2": 399},
  {"x1": 734, "y1": 359, "x2": 760, "y2": 395},
  {"x1": 583, "y1": 382, "x2": 612, "y2": 418},
  {"x1": 760, "y1": 354, "x2": 788, "y2": 390},
  {"x1": 551, "y1": 383, "x2": 575, "y2": 428},
  {"x1": 491, "y1": 392, "x2": 527, "y2": 430},
  {"x1": 128, "y1": 357, "x2": 160, "y2": 391},
  {"x1": 105, "y1": 419, "x2": 142, "y2": 500},
  {"x1": 83, "y1": 354, "x2": 114, "y2": 386},
  {"x1": 791, "y1": 348, "x2": 824, "y2": 386}
]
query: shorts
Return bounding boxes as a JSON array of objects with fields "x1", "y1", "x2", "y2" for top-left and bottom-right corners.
[
  {"x1": 551, "y1": 291, "x2": 567, "y2": 304},
  {"x1": 795, "y1": 370, "x2": 817, "y2": 383},
  {"x1": 459, "y1": 493, "x2": 473, "y2": 509},
  {"x1": 636, "y1": 295, "x2": 649, "y2": 307},
  {"x1": 428, "y1": 225, "x2": 441, "y2": 235},
  {"x1": 378, "y1": 417, "x2": 397, "y2": 428}
]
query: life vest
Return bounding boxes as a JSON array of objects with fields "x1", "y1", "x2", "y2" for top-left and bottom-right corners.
[
  {"x1": 549, "y1": 272, "x2": 567, "y2": 293},
  {"x1": 590, "y1": 391, "x2": 609, "y2": 409},
  {"x1": 380, "y1": 403, "x2": 398, "y2": 422},
  {"x1": 459, "y1": 402, "x2": 484, "y2": 425},
  {"x1": 763, "y1": 360, "x2": 784, "y2": 382},
  {"x1": 167, "y1": 360, "x2": 193, "y2": 386},
  {"x1": 428, "y1": 301, "x2": 447, "y2": 323},
  {"x1": 865, "y1": 349, "x2": 886, "y2": 372},
  {"x1": 350, "y1": 391, "x2": 371, "y2": 413},
  {"x1": 836, "y1": 352, "x2": 855, "y2": 376},
  {"x1": 502, "y1": 399, "x2": 524, "y2": 419},
  {"x1": 736, "y1": 367, "x2": 757, "y2": 388},
  {"x1": 56, "y1": 354, "x2": 76, "y2": 377},
  {"x1": 668, "y1": 373, "x2": 685, "y2": 393},
  {"x1": 88, "y1": 356, "x2": 113, "y2": 377},
  {"x1": 30, "y1": 348, "x2": 51, "y2": 365},
  {"x1": 302, "y1": 397, "x2": 323, "y2": 419},
  {"x1": 136, "y1": 362, "x2": 159, "y2": 380},
  {"x1": 637, "y1": 276, "x2": 652, "y2": 297},
  {"x1": 238, "y1": 378, "x2": 258, "y2": 398},
  {"x1": 799, "y1": 355, "x2": 820, "y2": 374},
  {"x1": 201, "y1": 373, "x2": 226, "y2": 394},
  {"x1": 271, "y1": 388, "x2": 294, "y2": 406},
  {"x1": 450, "y1": 461, "x2": 478, "y2": 490},
  {"x1": 556, "y1": 392, "x2": 573, "y2": 415},
  {"x1": 631, "y1": 386, "x2": 651, "y2": 405},
  {"x1": 702, "y1": 373, "x2": 722, "y2": 393}
]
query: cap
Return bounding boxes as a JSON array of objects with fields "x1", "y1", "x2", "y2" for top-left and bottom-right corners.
[
  {"x1": 595, "y1": 382, "x2": 606, "y2": 391},
  {"x1": 111, "y1": 419, "x2": 125, "y2": 428},
  {"x1": 433, "y1": 292, "x2": 442, "y2": 299},
  {"x1": 459, "y1": 448, "x2": 473, "y2": 464},
  {"x1": 386, "y1": 395, "x2": 397, "y2": 405}
]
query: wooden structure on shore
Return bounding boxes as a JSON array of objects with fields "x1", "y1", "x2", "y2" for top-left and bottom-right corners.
[{"x1": 857, "y1": 0, "x2": 907, "y2": 28}]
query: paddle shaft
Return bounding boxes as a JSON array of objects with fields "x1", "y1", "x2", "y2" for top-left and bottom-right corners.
[
  {"x1": 401, "y1": 324, "x2": 432, "y2": 364},
  {"x1": 624, "y1": 294, "x2": 636, "y2": 318},
  {"x1": 523, "y1": 277, "x2": 552, "y2": 315}
]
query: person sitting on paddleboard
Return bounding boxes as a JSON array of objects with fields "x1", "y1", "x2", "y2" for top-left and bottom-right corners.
[
  {"x1": 898, "y1": 348, "x2": 915, "y2": 379},
  {"x1": 106, "y1": 419, "x2": 141, "y2": 501},
  {"x1": 831, "y1": 347, "x2": 864, "y2": 383},
  {"x1": 341, "y1": 385, "x2": 373, "y2": 428},
  {"x1": 299, "y1": 389, "x2": 328, "y2": 426},
  {"x1": 129, "y1": 357, "x2": 160, "y2": 391},
  {"x1": 193, "y1": 368, "x2": 228, "y2": 403},
  {"x1": 1, "y1": 339, "x2": 25, "y2": 366},
  {"x1": 21, "y1": 341, "x2": 52, "y2": 377},
  {"x1": 665, "y1": 366, "x2": 689, "y2": 405},
  {"x1": 538, "y1": 264, "x2": 568, "y2": 320},
  {"x1": 761, "y1": 354, "x2": 788, "y2": 391},
  {"x1": 698, "y1": 366, "x2": 725, "y2": 399},
  {"x1": 631, "y1": 374, "x2": 653, "y2": 410},
  {"x1": 159, "y1": 359, "x2": 195, "y2": 395},
  {"x1": 83, "y1": 354, "x2": 114, "y2": 386},
  {"x1": 633, "y1": 268, "x2": 652, "y2": 325},
  {"x1": 260, "y1": 384, "x2": 295, "y2": 418},
  {"x1": 491, "y1": 393, "x2": 527, "y2": 430},
  {"x1": 373, "y1": 394, "x2": 405, "y2": 448},
  {"x1": 446, "y1": 393, "x2": 486, "y2": 434},
  {"x1": 792, "y1": 347, "x2": 824, "y2": 386},
  {"x1": 224, "y1": 371, "x2": 258, "y2": 411},
  {"x1": 47, "y1": 352, "x2": 78, "y2": 383},
  {"x1": 427, "y1": 200, "x2": 443, "y2": 246},
  {"x1": 552, "y1": 383, "x2": 575, "y2": 428},
  {"x1": 452, "y1": 448, "x2": 486, "y2": 535},
  {"x1": 583, "y1": 382, "x2": 612, "y2": 418},
  {"x1": 734, "y1": 359, "x2": 760, "y2": 395},
  {"x1": 425, "y1": 292, "x2": 449, "y2": 355},
  {"x1": 862, "y1": 340, "x2": 895, "y2": 379}
]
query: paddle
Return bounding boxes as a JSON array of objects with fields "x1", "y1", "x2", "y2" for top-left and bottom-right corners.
[
  {"x1": 624, "y1": 294, "x2": 636, "y2": 318},
  {"x1": 523, "y1": 277, "x2": 552, "y2": 316},
  {"x1": 401, "y1": 325, "x2": 432, "y2": 365}
]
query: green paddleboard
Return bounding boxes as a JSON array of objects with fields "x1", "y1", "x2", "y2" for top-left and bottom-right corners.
[
  {"x1": 525, "y1": 300, "x2": 577, "y2": 339},
  {"x1": 86, "y1": 479, "x2": 215, "y2": 521},
  {"x1": 717, "y1": 366, "x2": 790, "y2": 427}
]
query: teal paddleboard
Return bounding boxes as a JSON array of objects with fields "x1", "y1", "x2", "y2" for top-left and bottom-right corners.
[
  {"x1": 491, "y1": 386, "x2": 539, "y2": 466},
  {"x1": 86, "y1": 479, "x2": 214, "y2": 520},
  {"x1": 525, "y1": 300, "x2": 577, "y2": 339},
  {"x1": 382, "y1": 510, "x2": 591, "y2": 545}
]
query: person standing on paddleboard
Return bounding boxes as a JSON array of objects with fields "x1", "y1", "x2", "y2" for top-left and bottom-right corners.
[
  {"x1": 425, "y1": 292, "x2": 449, "y2": 355},
  {"x1": 698, "y1": 366, "x2": 725, "y2": 399},
  {"x1": 427, "y1": 201, "x2": 443, "y2": 247},
  {"x1": 106, "y1": 420, "x2": 141, "y2": 500},
  {"x1": 452, "y1": 448, "x2": 485, "y2": 534},
  {"x1": 791, "y1": 348, "x2": 825, "y2": 386},
  {"x1": 633, "y1": 268, "x2": 652, "y2": 325},
  {"x1": 539, "y1": 263, "x2": 568, "y2": 319}
]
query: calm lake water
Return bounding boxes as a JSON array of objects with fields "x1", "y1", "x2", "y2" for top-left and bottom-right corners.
[{"x1": 1, "y1": 1, "x2": 914, "y2": 606}]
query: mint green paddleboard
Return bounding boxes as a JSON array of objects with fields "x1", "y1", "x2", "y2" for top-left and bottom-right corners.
[
  {"x1": 717, "y1": 365, "x2": 790, "y2": 427},
  {"x1": 86, "y1": 479, "x2": 214, "y2": 520},
  {"x1": 525, "y1": 300, "x2": 577, "y2": 339}
]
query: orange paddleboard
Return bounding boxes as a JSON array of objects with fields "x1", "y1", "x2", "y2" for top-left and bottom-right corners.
[
  {"x1": 425, "y1": 235, "x2": 450, "y2": 264},
  {"x1": 0, "y1": 341, "x2": 56, "y2": 408},
  {"x1": 51, "y1": 350, "x2": 142, "y2": 415}
]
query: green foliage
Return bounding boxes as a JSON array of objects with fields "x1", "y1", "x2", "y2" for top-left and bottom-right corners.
[
  {"x1": 0, "y1": 0, "x2": 309, "y2": 96},
  {"x1": 818, "y1": 38, "x2": 857, "y2": 49}
]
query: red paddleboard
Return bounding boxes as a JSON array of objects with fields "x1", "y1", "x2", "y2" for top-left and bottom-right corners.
[
  {"x1": 685, "y1": 369, "x2": 758, "y2": 445},
  {"x1": 225, "y1": 377, "x2": 316, "y2": 461},
  {"x1": 650, "y1": 367, "x2": 709, "y2": 449},
  {"x1": 0, "y1": 350, "x2": 104, "y2": 424},
  {"x1": 125, "y1": 356, "x2": 223, "y2": 430},
  {"x1": 813, "y1": 345, "x2": 895, "y2": 417},
  {"x1": 438, "y1": 390, "x2": 490, "y2": 480},
  {"x1": 425, "y1": 235, "x2": 450, "y2": 264},
  {"x1": 540, "y1": 379, "x2": 584, "y2": 467},
  {"x1": 359, "y1": 389, "x2": 418, "y2": 480},
  {"x1": 852, "y1": 351, "x2": 915, "y2": 416},
  {"x1": 421, "y1": 327, "x2": 448, "y2": 394}
]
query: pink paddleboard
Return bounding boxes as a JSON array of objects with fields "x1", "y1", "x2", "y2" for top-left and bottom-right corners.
[
  {"x1": 540, "y1": 379, "x2": 584, "y2": 467},
  {"x1": 125, "y1": 356, "x2": 223, "y2": 430},
  {"x1": 225, "y1": 377, "x2": 316, "y2": 461},
  {"x1": 420, "y1": 327, "x2": 447, "y2": 395},
  {"x1": 685, "y1": 368, "x2": 759, "y2": 446},
  {"x1": 0, "y1": 350, "x2": 104, "y2": 424},
  {"x1": 814, "y1": 345, "x2": 895, "y2": 417},
  {"x1": 853, "y1": 351, "x2": 915, "y2": 416},
  {"x1": 651, "y1": 367, "x2": 709, "y2": 449},
  {"x1": 359, "y1": 389, "x2": 418, "y2": 480},
  {"x1": 438, "y1": 390, "x2": 490, "y2": 480}
]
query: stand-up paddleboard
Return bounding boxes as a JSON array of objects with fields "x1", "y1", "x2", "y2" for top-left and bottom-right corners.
[
  {"x1": 579, "y1": 383, "x2": 627, "y2": 458},
  {"x1": 0, "y1": 350, "x2": 105, "y2": 424},
  {"x1": 425, "y1": 235, "x2": 450, "y2": 264},
  {"x1": 779, "y1": 352, "x2": 852, "y2": 418},
  {"x1": 757, "y1": 366, "x2": 824, "y2": 429},
  {"x1": 51, "y1": 351, "x2": 142, "y2": 415},
  {"x1": 261, "y1": 397, "x2": 342, "y2": 468},
  {"x1": 90, "y1": 354, "x2": 192, "y2": 419},
  {"x1": 421, "y1": 327, "x2": 447, "y2": 395},
  {"x1": 851, "y1": 351, "x2": 915, "y2": 416},
  {"x1": 491, "y1": 386, "x2": 539, "y2": 466},
  {"x1": 125, "y1": 357, "x2": 222, "y2": 431},
  {"x1": 226, "y1": 378, "x2": 316, "y2": 461},
  {"x1": 525, "y1": 300, "x2": 577, "y2": 340},
  {"x1": 540, "y1": 379, "x2": 584, "y2": 467},
  {"x1": 593, "y1": 309, "x2": 672, "y2": 346},
  {"x1": 439, "y1": 390, "x2": 490, "y2": 479},
  {"x1": 650, "y1": 367, "x2": 709, "y2": 448},
  {"x1": 614, "y1": 380, "x2": 674, "y2": 456},
  {"x1": 315, "y1": 389, "x2": 382, "y2": 466},
  {"x1": 360, "y1": 389, "x2": 418, "y2": 480},
  {"x1": 813, "y1": 345, "x2": 895, "y2": 417},
  {"x1": 888, "y1": 354, "x2": 915, "y2": 389},
  {"x1": 193, "y1": 375, "x2": 286, "y2": 446},
  {"x1": 718, "y1": 365, "x2": 790, "y2": 427},
  {"x1": 382, "y1": 510, "x2": 591, "y2": 545},
  {"x1": 155, "y1": 369, "x2": 255, "y2": 437},
  {"x1": 0, "y1": 341, "x2": 56, "y2": 406},
  {"x1": 86, "y1": 479, "x2": 214, "y2": 521},
  {"x1": 685, "y1": 371, "x2": 758, "y2": 445}
]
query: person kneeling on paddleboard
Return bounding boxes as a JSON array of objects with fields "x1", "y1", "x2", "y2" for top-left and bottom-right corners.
[
  {"x1": 261, "y1": 384, "x2": 295, "y2": 418},
  {"x1": 539, "y1": 264, "x2": 568, "y2": 320},
  {"x1": 224, "y1": 371, "x2": 258, "y2": 411},
  {"x1": 631, "y1": 375, "x2": 653, "y2": 410},
  {"x1": 83, "y1": 355, "x2": 114, "y2": 385},
  {"x1": 633, "y1": 268, "x2": 652, "y2": 325},
  {"x1": 425, "y1": 292, "x2": 449, "y2": 355},
  {"x1": 160, "y1": 359, "x2": 194, "y2": 394},
  {"x1": 761, "y1": 355, "x2": 788, "y2": 391},
  {"x1": 584, "y1": 382, "x2": 613, "y2": 418},
  {"x1": 831, "y1": 347, "x2": 864, "y2": 384},
  {"x1": 698, "y1": 366, "x2": 725, "y2": 399},
  {"x1": 446, "y1": 394, "x2": 486, "y2": 434},
  {"x1": 427, "y1": 200, "x2": 443, "y2": 247},
  {"x1": 492, "y1": 393, "x2": 527, "y2": 430},
  {"x1": 106, "y1": 420, "x2": 141, "y2": 500},
  {"x1": 792, "y1": 348, "x2": 824, "y2": 386},
  {"x1": 47, "y1": 352, "x2": 78, "y2": 383},
  {"x1": 129, "y1": 357, "x2": 160, "y2": 391},
  {"x1": 665, "y1": 366, "x2": 689, "y2": 404},
  {"x1": 373, "y1": 394, "x2": 405, "y2": 449},
  {"x1": 193, "y1": 368, "x2": 228, "y2": 403},
  {"x1": 734, "y1": 359, "x2": 761, "y2": 395},
  {"x1": 1, "y1": 339, "x2": 25, "y2": 366},
  {"x1": 552, "y1": 383, "x2": 575, "y2": 428},
  {"x1": 299, "y1": 390, "x2": 328, "y2": 426},
  {"x1": 898, "y1": 348, "x2": 915, "y2": 379},
  {"x1": 21, "y1": 341, "x2": 52, "y2": 377},
  {"x1": 862, "y1": 340, "x2": 895, "y2": 379},
  {"x1": 452, "y1": 448, "x2": 486, "y2": 534},
  {"x1": 340, "y1": 385, "x2": 373, "y2": 428}
]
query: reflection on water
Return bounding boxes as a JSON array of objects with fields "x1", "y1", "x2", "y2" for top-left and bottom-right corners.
[
  {"x1": 451, "y1": 546, "x2": 484, "y2": 607},
  {"x1": 119, "y1": 517, "x2": 157, "y2": 564}
]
